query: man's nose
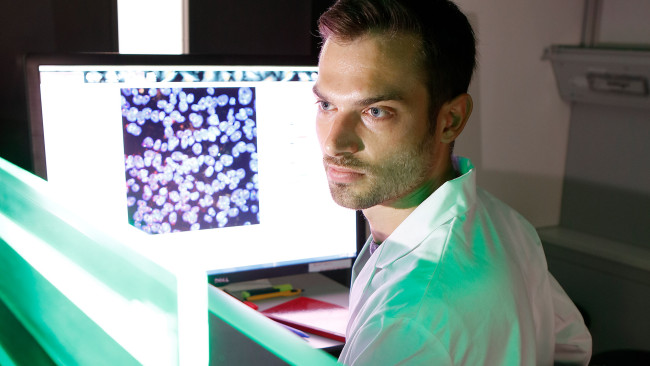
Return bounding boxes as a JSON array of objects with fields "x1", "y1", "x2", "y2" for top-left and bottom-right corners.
[{"x1": 321, "y1": 112, "x2": 362, "y2": 157}]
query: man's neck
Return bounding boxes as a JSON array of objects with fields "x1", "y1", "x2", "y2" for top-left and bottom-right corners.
[{"x1": 362, "y1": 161, "x2": 457, "y2": 243}]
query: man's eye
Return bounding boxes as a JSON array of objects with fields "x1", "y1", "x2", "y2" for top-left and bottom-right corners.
[
  {"x1": 367, "y1": 107, "x2": 387, "y2": 118},
  {"x1": 318, "y1": 101, "x2": 333, "y2": 111}
]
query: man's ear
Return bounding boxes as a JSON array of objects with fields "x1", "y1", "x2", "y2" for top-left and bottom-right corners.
[{"x1": 437, "y1": 93, "x2": 472, "y2": 144}]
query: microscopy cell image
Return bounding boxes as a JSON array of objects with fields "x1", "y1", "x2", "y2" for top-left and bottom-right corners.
[{"x1": 121, "y1": 86, "x2": 259, "y2": 234}]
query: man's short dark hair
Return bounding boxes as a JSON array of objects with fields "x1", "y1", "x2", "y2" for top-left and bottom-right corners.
[{"x1": 318, "y1": 0, "x2": 476, "y2": 128}]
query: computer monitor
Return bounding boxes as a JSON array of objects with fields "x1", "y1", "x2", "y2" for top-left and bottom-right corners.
[{"x1": 25, "y1": 53, "x2": 362, "y2": 285}]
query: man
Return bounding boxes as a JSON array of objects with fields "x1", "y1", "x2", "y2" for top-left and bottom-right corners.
[{"x1": 313, "y1": 0, "x2": 592, "y2": 364}]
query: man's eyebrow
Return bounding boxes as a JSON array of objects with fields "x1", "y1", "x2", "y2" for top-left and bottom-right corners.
[
  {"x1": 312, "y1": 84, "x2": 404, "y2": 106},
  {"x1": 312, "y1": 84, "x2": 325, "y2": 100},
  {"x1": 355, "y1": 93, "x2": 404, "y2": 107}
]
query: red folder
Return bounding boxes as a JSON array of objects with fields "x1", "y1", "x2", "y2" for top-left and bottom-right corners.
[{"x1": 261, "y1": 297, "x2": 348, "y2": 342}]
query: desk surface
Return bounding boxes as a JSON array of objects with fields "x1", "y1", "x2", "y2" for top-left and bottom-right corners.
[{"x1": 223, "y1": 272, "x2": 350, "y2": 349}]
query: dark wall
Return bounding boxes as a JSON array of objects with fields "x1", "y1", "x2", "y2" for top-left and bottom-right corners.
[
  {"x1": 190, "y1": 0, "x2": 333, "y2": 60},
  {"x1": 0, "y1": 0, "x2": 117, "y2": 173}
]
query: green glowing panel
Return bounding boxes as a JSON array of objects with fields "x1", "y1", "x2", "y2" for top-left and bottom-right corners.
[
  {"x1": 0, "y1": 157, "x2": 180, "y2": 365},
  {"x1": 0, "y1": 237, "x2": 139, "y2": 365}
]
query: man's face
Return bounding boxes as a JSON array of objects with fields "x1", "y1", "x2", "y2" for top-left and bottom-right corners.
[{"x1": 314, "y1": 33, "x2": 442, "y2": 210}]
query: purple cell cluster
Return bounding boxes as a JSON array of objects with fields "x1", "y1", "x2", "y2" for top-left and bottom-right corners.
[{"x1": 121, "y1": 86, "x2": 259, "y2": 234}]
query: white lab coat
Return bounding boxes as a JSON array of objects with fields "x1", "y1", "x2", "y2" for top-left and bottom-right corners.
[{"x1": 339, "y1": 157, "x2": 592, "y2": 365}]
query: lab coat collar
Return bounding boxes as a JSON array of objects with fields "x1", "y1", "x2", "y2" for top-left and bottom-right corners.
[{"x1": 373, "y1": 156, "x2": 476, "y2": 269}]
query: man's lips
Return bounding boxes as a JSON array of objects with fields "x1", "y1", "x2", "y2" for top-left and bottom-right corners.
[{"x1": 326, "y1": 164, "x2": 365, "y2": 183}]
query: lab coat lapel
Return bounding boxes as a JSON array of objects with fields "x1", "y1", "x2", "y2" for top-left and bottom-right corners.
[
  {"x1": 349, "y1": 238, "x2": 379, "y2": 311},
  {"x1": 349, "y1": 225, "x2": 428, "y2": 315}
]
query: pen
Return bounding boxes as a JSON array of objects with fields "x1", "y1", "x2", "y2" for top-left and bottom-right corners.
[
  {"x1": 246, "y1": 289, "x2": 302, "y2": 301},
  {"x1": 279, "y1": 323, "x2": 310, "y2": 339},
  {"x1": 241, "y1": 284, "x2": 293, "y2": 299}
]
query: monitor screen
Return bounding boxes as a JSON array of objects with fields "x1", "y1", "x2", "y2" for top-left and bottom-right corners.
[{"x1": 25, "y1": 54, "x2": 361, "y2": 284}]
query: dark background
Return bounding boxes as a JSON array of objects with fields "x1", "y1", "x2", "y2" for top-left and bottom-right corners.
[{"x1": 0, "y1": 0, "x2": 334, "y2": 174}]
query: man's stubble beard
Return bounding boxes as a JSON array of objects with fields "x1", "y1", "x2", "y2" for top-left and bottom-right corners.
[{"x1": 324, "y1": 134, "x2": 435, "y2": 210}]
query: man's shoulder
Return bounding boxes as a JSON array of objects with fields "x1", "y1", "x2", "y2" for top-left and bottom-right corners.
[{"x1": 474, "y1": 187, "x2": 538, "y2": 234}]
